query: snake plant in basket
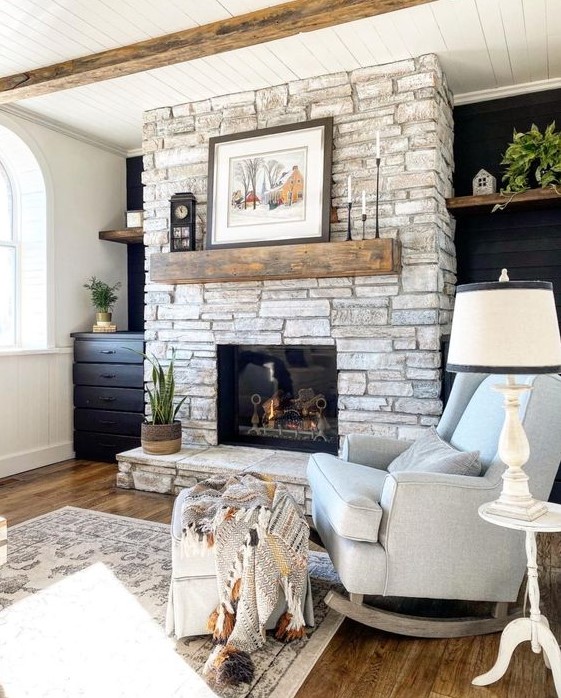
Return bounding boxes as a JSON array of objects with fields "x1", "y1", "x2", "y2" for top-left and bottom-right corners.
[{"x1": 140, "y1": 348, "x2": 187, "y2": 455}]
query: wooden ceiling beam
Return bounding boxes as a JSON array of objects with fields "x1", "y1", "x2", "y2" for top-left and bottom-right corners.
[{"x1": 0, "y1": 0, "x2": 434, "y2": 104}]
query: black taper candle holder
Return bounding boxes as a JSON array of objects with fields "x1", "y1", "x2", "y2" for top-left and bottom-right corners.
[
  {"x1": 346, "y1": 201, "x2": 352, "y2": 241},
  {"x1": 361, "y1": 213, "x2": 367, "y2": 240},
  {"x1": 375, "y1": 157, "x2": 381, "y2": 239}
]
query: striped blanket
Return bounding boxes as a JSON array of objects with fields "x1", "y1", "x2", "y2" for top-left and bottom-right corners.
[{"x1": 180, "y1": 472, "x2": 310, "y2": 687}]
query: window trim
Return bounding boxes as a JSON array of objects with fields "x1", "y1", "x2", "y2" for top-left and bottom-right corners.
[
  {"x1": 0, "y1": 116, "x2": 52, "y2": 352},
  {"x1": 0, "y1": 157, "x2": 20, "y2": 348},
  {"x1": 0, "y1": 346, "x2": 72, "y2": 358}
]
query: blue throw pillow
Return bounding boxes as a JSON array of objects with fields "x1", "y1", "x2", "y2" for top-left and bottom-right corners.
[{"x1": 388, "y1": 427, "x2": 481, "y2": 477}]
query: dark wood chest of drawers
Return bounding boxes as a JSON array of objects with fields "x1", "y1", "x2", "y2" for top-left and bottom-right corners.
[{"x1": 71, "y1": 332, "x2": 144, "y2": 462}]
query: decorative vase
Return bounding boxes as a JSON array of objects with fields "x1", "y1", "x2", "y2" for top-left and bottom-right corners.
[
  {"x1": 141, "y1": 421, "x2": 182, "y2": 455},
  {"x1": 96, "y1": 311, "x2": 112, "y2": 327}
]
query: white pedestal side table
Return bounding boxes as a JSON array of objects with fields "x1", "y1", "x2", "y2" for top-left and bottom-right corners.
[{"x1": 473, "y1": 501, "x2": 561, "y2": 695}]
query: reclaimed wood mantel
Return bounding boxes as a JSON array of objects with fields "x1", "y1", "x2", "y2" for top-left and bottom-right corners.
[{"x1": 150, "y1": 238, "x2": 400, "y2": 284}]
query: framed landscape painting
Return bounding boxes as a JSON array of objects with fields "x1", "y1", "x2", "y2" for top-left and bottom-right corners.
[{"x1": 206, "y1": 118, "x2": 333, "y2": 250}]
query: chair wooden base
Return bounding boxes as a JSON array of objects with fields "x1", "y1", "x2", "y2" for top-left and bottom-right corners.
[{"x1": 325, "y1": 591, "x2": 520, "y2": 639}]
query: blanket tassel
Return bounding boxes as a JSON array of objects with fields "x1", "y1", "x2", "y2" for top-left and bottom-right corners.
[
  {"x1": 207, "y1": 603, "x2": 235, "y2": 643},
  {"x1": 274, "y1": 611, "x2": 306, "y2": 642},
  {"x1": 203, "y1": 644, "x2": 255, "y2": 687},
  {"x1": 275, "y1": 579, "x2": 306, "y2": 641}
]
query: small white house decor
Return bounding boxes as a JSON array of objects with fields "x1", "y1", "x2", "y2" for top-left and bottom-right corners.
[{"x1": 472, "y1": 169, "x2": 497, "y2": 196}]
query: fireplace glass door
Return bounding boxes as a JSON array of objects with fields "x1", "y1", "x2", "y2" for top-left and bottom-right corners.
[{"x1": 217, "y1": 344, "x2": 338, "y2": 454}]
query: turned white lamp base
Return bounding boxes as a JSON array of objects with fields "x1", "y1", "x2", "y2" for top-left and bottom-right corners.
[
  {"x1": 473, "y1": 503, "x2": 561, "y2": 696},
  {"x1": 446, "y1": 269, "x2": 561, "y2": 521},
  {"x1": 485, "y1": 378, "x2": 548, "y2": 522}
]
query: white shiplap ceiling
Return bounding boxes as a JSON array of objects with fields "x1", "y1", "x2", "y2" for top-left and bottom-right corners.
[{"x1": 1, "y1": 0, "x2": 560, "y2": 155}]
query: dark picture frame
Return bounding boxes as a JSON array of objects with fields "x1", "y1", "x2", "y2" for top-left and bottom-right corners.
[{"x1": 206, "y1": 118, "x2": 333, "y2": 250}]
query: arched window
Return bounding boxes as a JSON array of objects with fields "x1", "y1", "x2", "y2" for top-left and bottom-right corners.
[{"x1": 0, "y1": 126, "x2": 47, "y2": 349}]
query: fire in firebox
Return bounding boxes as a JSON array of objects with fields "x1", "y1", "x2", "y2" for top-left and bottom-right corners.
[
  {"x1": 245, "y1": 388, "x2": 332, "y2": 442},
  {"x1": 217, "y1": 344, "x2": 338, "y2": 454}
]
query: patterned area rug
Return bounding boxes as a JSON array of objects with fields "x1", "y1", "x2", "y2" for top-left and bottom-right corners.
[{"x1": 0, "y1": 507, "x2": 342, "y2": 698}]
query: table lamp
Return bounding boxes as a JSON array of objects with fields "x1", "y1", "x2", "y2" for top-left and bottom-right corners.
[{"x1": 447, "y1": 269, "x2": 561, "y2": 521}]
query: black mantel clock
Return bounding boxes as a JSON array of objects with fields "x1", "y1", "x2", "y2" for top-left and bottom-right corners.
[{"x1": 170, "y1": 192, "x2": 196, "y2": 251}]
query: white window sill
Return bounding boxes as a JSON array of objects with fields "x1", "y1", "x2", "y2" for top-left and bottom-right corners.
[{"x1": 0, "y1": 347, "x2": 72, "y2": 357}]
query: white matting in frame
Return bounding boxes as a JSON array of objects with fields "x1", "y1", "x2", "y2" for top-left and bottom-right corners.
[{"x1": 206, "y1": 118, "x2": 332, "y2": 250}]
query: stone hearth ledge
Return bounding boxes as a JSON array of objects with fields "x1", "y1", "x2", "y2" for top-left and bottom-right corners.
[{"x1": 116, "y1": 445, "x2": 312, "y2": 514}]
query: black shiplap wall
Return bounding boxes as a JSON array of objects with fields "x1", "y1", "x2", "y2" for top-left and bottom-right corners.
[
  {"x1": 455, "y1": 209, "x2": 561, "y2": 319},
  {"x1": 126, "y1": 156, "x2": 144, "y2": 332},
  {"x1": 453, "y1": 89, "x2": 561, "y2": 503},
  {"x1": 126, "y1": 156, "x2": 144, "y2": 210},
  {"x1": 454, "y1": 88, "x2": 561, "y2": 197},
  {"x1": 454, "y1": 89, "x2": 561, "y2": 304}
]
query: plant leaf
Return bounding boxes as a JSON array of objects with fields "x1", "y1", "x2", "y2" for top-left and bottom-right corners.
[{"x1": 124, "y1": 345, "x2": 183, "y2": 425}]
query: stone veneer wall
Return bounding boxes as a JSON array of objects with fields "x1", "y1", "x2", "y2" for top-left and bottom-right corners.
[{"x1": 141, "y1": 54, "x2": 455, "y2": 448}]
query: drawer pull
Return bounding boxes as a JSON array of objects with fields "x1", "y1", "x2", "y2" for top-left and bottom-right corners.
[
  {"x1": 99, "y1": 420, "x2": 116, "y2": 425},
  {"x1": 99, "y1": 397, "x2": 116, "y2": 402},
  {"x1": 100, "y1": 350, "x2": 116, "y2": 355},
  {"x1": 100, "y1": 373, "x2": 117, "y2": 379}
]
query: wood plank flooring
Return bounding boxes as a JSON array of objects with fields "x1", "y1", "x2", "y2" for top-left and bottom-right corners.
[{"x1": 0, "y1": 458, "x2": 557, "y2": 697}]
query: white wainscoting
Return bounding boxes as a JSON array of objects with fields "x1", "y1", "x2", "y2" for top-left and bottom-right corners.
[{"x1": 0, "y1": 349, "x2": 74, "y2": 478}]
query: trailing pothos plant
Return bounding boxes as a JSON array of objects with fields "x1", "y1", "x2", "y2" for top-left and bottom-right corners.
[
  {"x1": 494, "y1": 122, "x2": 561, "y2": 211},
  {"x1": 132, "y1": 348, "x2": 187, "y2": 424}
]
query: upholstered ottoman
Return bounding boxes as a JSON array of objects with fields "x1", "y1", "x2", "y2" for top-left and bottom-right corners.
[{"x1": 166, "y1": 486, "x2": 315, "y2": 639}]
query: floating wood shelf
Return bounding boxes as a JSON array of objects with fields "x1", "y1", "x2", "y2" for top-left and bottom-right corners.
[
  {"x1": 99, "y1": 228, "x2": 143, "y2": 244},
  {"x1": 446, "y1": 188, "x2": 561, "y2": 215},
  {"x1": 150, "y1": 238, "x2": 400, "y2": 285}
]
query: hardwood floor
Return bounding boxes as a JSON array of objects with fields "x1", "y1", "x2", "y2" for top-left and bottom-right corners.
[
  {"x1": 0, "y1": 459, "x2": 557, "y2": 697},
  {"x1": 0, "y1": 459, "x2": 173, "y2": 526}
]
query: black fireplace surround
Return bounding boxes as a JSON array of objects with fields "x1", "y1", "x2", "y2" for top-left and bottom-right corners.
[{"x1": 217, "y1": 344, "x2": 338, "y2": 454}]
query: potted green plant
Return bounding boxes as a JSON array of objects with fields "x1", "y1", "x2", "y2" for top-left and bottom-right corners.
[
  {"x1": 494, "y1": 122, "x2": 561, "y2": 210},
  {"x1": 83, "y1": 276, "x2": 121, "y2": 326},
  {"x1": 139, "y1": 348, "x2": 187, "y2": 455}
]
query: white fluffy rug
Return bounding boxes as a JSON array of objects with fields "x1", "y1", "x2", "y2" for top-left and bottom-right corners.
[{"x1": 0, "y1": 507, "x2": 342, "y2": 698}]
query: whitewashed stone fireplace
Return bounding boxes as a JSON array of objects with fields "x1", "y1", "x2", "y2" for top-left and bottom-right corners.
[{"x1": 117, "y1": 53, "x2": 455, "y2": 496}]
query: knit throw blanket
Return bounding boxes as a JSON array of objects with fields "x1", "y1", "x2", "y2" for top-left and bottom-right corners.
[{"x1": 180, "y1": 472, "x2": 310, "y2": 688}]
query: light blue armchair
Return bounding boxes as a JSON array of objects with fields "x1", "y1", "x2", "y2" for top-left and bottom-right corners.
[{"x1": 308, "y1": 372, "x2": 561, "y2": 637}]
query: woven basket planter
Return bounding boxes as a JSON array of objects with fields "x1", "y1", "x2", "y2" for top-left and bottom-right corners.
[{"x1": 141, "y1": 421, "x2": 182, "y2": 455}]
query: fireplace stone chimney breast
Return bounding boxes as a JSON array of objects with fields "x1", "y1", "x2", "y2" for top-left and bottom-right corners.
[{"x1": 141, "y1": 54, "x2": 455, "y2": 451}]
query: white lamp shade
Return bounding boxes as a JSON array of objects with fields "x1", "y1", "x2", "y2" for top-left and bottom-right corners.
[{"x1": 447, "y1": 281, "x2": 561, "y2": 373}]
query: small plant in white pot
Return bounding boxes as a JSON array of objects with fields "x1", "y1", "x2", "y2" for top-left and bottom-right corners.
[
  {"x1": 140, "y1": 348, "x2": 187, "y2": 455},
  {"x1": 83, "y1": 276, "x2": 121, "y2": 326}
]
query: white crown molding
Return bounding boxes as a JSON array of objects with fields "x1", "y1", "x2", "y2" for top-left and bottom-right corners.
[
  {"x1": 0, "y1": 104, "x2": 128, "y2": 157},
  {"x1": 126, "y1": 147, "x2": 144, "y2": 158},
  {"x1": 454, "y1": 77, "x2": 561, "y2": 106}
]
